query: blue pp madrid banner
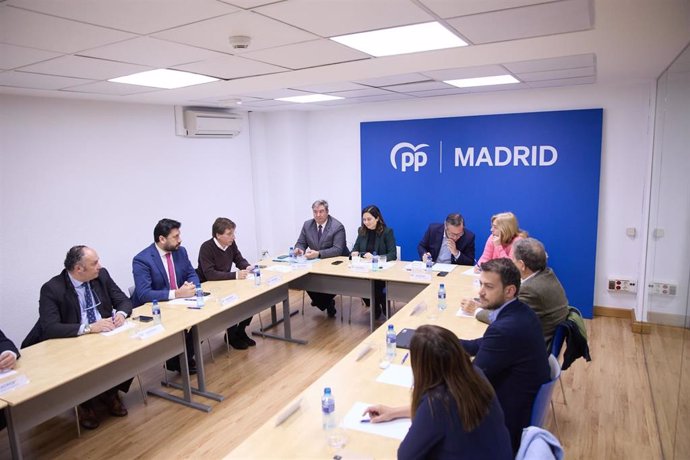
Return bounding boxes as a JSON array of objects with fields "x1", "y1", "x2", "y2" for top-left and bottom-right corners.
[{"x1": 361, "y1": 109, "x2": 603, "y2": 318}]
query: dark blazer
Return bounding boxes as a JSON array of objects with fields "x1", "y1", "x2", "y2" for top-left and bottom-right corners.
[
  {"x1": 196, "y1": 238, "x2": 250, "y2": 282},
  {"x1": 351, "y1": 226, "x2": 397, "y2": 260},
  {"x1": 477, "y1": 268, "x2": 569, "y2": 345},
  {"x1": 295, "y1": 216, "x2": 347, "y2": 258},
  {"x1": 22, "y1": 268, "x2": 132, "y2": 348},
  {"x1": 1, "y1": 329, "x2": 19, "y2": 358},
  {"x1": 461, "y1": 299, "x2": 550, "y2": 453},
  {"x1": 398, "y1": 381, "x2": 513, "y2": 460},
  {"x1": 131, "y1": 243, "x2": 199, "y2": 307},
  {"x1": 417, "y1": 223, "x2": 476, "y2": 265}
]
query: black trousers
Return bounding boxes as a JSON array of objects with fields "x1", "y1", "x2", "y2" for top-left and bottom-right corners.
[
  {"x1": 307, "y1": 291, "x2": 336, "y2": 310},
  {"x1": 227, "y1": 316, "x2": 252, "y2": 336},
  {"x1": 166, "y1": 329, "x2": 195, "y2": 371}
]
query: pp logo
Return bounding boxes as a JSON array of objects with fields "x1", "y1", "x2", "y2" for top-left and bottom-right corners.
[{"x1": 389, "y1": 142, "x2": 429, "y2": 172}]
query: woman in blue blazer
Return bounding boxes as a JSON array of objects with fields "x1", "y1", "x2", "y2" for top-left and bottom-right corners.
[
  {"x1": 364, "y1": 325, "x2": 513, "y2": 460},
  {"x1": 351, "y1": 205, "x2": 397, "y2": 319}
]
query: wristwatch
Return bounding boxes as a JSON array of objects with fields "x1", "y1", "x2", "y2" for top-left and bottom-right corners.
[{"x1": 84, "y1": 324, "x2": 91, "y2": 334}]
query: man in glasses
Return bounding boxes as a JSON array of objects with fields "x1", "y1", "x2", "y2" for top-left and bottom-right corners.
[
  {"x1": 22, "y1": 245, "x2": 133, "y2": 430},
  {"x1": 418, "y1": 213, "x2": 476, "y2": 266}
]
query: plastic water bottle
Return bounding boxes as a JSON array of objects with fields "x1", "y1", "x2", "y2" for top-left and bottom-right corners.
[
  {"x1": 438, "y1": 283, "x2": 447, "y2": 312},
  {"x1": 425, "y1": 254, "x2": 433, "y2": 273},
  {"x1": 152, "y1": 299, "x2": 161, "y2": 324},
  {"x1": 321, "y1": 387, "x2": 336, "y2": 430},
  {"x1": 386, "y1": 324, "x2": 396, "y2": 361},
  {"x1": 254, "y1": 264, "x2": 261, "y2": 286},
  {"x1": 372, "y1": 251, "x2": 379, "y2": 272},
  {"x1": 195, "y1": 284, "x2": 205, "y2": 308},
  {"x1": 288, "y1": 246, "x2": 295, "y2": 262}
]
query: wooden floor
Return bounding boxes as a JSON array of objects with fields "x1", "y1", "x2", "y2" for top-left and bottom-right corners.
[{"x1": 0, "y1": 292, "x2": 669, "y2": 459}]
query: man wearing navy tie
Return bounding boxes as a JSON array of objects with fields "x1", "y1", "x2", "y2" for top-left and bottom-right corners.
[
  {"x1": 22, "y1": 246, "x2": 132, "y2": 430},
  {"x1": 131, "y1": 218, "x2": 199, "y2": 374}
]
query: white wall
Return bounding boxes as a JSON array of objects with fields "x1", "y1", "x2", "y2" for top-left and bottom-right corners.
[
  {"x1": 296, "y1": 81, "x2": 656, "y2": 317},
  {"x1": 0, "y1": 95, "x2": 256, "y2": 345}
]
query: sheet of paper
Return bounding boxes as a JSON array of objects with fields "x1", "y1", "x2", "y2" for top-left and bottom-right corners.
[
  {"x1": 432, "y1": 263, "x2": 456, "y2": 272},
  {"x1": 341, "y1": 402, "x2": 411, "y2": 440},
  {"x1": 375, "y1": 364, "x2": 413, "y2": 388},
  {"x1": 100, "y1": 321, "x2": 135, "y2": 336},
  {"x1": 404, "y1": 262, "x2": 425, "y2": 271},
  {"x1": 168, "y1": 298, "x2": 203, "y2": 306},
  {"x1": 266, "y1": 264, "x2": 293, "y2": 273},
  {"x1": 456, "y1": 308, "x2": 475, "y2": 318},
  {"x1": 462, "y1": 267, "x2": 480, "y2": 276}
]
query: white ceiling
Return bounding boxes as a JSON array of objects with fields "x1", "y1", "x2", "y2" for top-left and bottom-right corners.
[{"x1": 0, "y1": 0, "x2": 688, "y2": 111}]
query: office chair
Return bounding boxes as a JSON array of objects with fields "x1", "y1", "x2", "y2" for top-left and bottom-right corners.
[
  {"x1": 530, "y1": 354, "x2": 561, "y2": 437},
  {"x1": 550, "y1": 323, "x2": 568, "y2": 405}
]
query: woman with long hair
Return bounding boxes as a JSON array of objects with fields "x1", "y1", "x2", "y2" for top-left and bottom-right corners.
[{"x1": 364, "y1": 325, "x2": 512, "y2": 459}]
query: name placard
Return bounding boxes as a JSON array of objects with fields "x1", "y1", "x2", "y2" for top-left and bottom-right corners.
[
  {"x1": 0, "y1": 372, "x2": 30, "y2": 396},
  {"x1": 135, "y1": 324, "x2": 165, "y2": 340}
]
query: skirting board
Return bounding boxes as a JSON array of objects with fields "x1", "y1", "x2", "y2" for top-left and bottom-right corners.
[{"x1": 594, "y1": 306, "x2": 651, "y2": 334}]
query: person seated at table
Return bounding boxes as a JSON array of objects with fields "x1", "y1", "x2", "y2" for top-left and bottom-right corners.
[
  {"x1": 418, "y1": 213, "x2": 476, "y2": 266},
  {"x1": 475, "y1": 212, "x2": 526, "y2": 271},
  {"x1": 363, "y1": 325, "x2": 513, "y2": 460},
  {"x1": 350, "y1": 205, "x2": 397, "y2": 320},
  {"x1": 1, "y1": 328, "x2": 20, "y2": 431},
  {"x1": 197, "y1": 217, "x2": 256, "y2": 350},
  {"x1": 462, "y1": 238, "x2": 569, "y2": 346},
  {"x1": 21, "y1": 246, "x2": 133, "y2": 430},
  {"x1": 293, "y1": 199, "x2": 347, "y2": 318},
  {"x1": 131, "y1": 218, "x2": 199, "y2": 374}
]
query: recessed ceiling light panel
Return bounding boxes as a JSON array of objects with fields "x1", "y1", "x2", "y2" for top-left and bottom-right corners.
[
  {"x1": 109, "y1": 69, "x2": 218, "y2": 89},
  {"x1": 275, "y1": 94, "x2": 345, "y2": 103},
  {"x1": 444, "y1": 75, "x2": 519, "y2": 88}
]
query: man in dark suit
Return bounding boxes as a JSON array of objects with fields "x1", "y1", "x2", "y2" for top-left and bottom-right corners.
[
  {"x1": 23, "y1": 246, "x2": 133, "y2": 430},
  {"x1": 293, "y1": 199, "x2": 347, "y2": 317},
  {"x1": 1, "y1": 329, "x2": 19, "y2": 431},
  {"x1": 460, "y1": 258, "x2": 550, "y2": 453},
  {"x1": 417, "y1": 213, "x2": 476, "y2": 266},
  {"x1": 463, "y1": 238, "x2": 569, "y2": 346},
  {"x1": 132, "y1": 218, "x2": 199, "y2": 373},
  {"x1": 197, "y1": 217, "x2": 255, "y2": 350}
]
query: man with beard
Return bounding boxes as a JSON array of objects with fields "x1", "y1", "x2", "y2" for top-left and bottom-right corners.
[
  {"x1": 460, "y1": 258, "x2": 550, "y2": 454},
  {"x1": 132, "y1": 218, "x2": 199, "y2": 373}
]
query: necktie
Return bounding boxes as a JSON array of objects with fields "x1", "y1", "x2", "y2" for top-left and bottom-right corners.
[
  {"x1": 317, "y1": 225, "x2": 323, "y2": 244},
  {"x1": 84, "y1": 282, "x2": 97, "y2": 324},
  {"x1": 165, "y1": 252, "x2": 178, "y2": 290}
]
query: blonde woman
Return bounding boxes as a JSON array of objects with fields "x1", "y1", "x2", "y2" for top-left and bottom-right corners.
[{"x1": 475, "y1": 212, "x2": 526, "y2": 271}]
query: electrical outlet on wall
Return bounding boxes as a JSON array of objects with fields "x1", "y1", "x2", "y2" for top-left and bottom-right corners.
[
  {"x1": 607, "y1": 278, "x2": 638, "y2": 293},
  {"x1": 648, "y1": 282, "x2": 677, "y2": 296}
]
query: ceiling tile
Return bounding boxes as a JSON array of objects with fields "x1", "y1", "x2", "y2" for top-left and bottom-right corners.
[
  {"x1": 255, "y1": 0, "x2": 433, "y2": 37},
  {"x1": 292, "y1": 81, "x2": 369, "y2": 93},
  {"x1": 18, "y1": 56, "x2": 151, "y2": 80},
  {"x1": 152, "y1": 10, "x2": 318, "y2": 54},
  {"x1": 78, "y1": 37, "x2": 224, "y2": 68},
  {"x1": 218, "y1": 0, "x2": 277, "y2": 8},
  {"x1": 6, "y1": 0, "x2": 237, "y2": 34},
  {"x1": 517, "y1": 66, "x2": 595, "y2": 82},
  {"x1": 354, "y1": 73, "x2": 429, "y2": 87},
  {"x1": 0, "y1": 70, "x2": 94, "y2": 90},
  {"x1": 465, "y1": 82, "x2": 528, "y2": 93},
  {"x1": 329, "y1": 87, "x2": 393, "y2": 98},
  {"x1": 173, "y1": 55, "x2": 288, "y2": 79},
  {"x1": 418, "y1": 0, "x2": 555, "y2": 19},
  {"x1": 504, "y1": 53, "x2": 596, "y2": 73},
  {"x1": 0, "y1": 6, "x2": 134, "y2": 53},
  {"x1": 526, "y1": 75, "x2": 596, "y2": 88},
  {"x1": 240, "y1": 39, "x2": 369, "y2": 70},
  {"x1": 383, "y1": 80, "x2": 450, "y2": 92},
  {"x1": 60, "y1": 80, "x2": 162, "y2": 96},
  {"x1": 446, "y1": 0, "x2": 592, "y2": 44},
  {"x1": 422, "y1": 65, "x2": 509, "y2": 81},
  {"x1": 0, "y1": 43, "x2": 61, "y2": 70},
  {"x1": 241, "y1": 88, "x2": 310, "y2": 99},
  {"x1": 407, "y1": 87, "x2": 469, "y2": 97},
  {"x1": 350, "y1": 93, "x2": 414, "y2": 103},
  {"x1": 239, "y1": 99, "x2": 295, "y2": 107}
]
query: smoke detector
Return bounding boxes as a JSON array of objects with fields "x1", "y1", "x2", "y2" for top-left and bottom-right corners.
[{"x1": 228, "y1": 35, "x2": 251, "y2": 50}]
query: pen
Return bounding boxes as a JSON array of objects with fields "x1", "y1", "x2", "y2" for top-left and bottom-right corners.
[
  {"x1": 401, "y1": 353, "x2": 409, "y2": 365},
  {"x1": 360, "y1": 419, "x2": 371, "y2": 423}
]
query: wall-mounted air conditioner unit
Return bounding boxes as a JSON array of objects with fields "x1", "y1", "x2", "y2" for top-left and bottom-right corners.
[{"x1": 174, "y1": 107, "x2": 242, "y2": 138}]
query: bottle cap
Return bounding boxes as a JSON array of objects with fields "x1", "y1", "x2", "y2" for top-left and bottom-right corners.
[{"x1": 324, "y1": 387, "x2": 331, "y2": 394}]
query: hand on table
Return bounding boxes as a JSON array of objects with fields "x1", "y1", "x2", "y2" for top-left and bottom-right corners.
[
  {"x1": 460, "y1": 298, "x2": 479, "y2": 315},
  {"x1": 89, "y1": 318, "x2": 117, "y2": 333},
  {"x1": 305, "y1": 248, "x2": 319, "y2": 260},
  {"x1": 362, "y1": 404, "x2": 410, "y2": 423},
  {"x1": 0, "y1": 351, "x2": 17, "y2": 370},
  {"x1": 112, "y1": 313, "x2": 126, "y2": 327},
  {"x1": 175, "y1": 282, "x2": 196, "y2": 298}
]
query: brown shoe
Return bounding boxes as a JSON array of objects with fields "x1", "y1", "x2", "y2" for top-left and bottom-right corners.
[
  {"x1": 107, "y1": 392, "x2": 128, "y2": 417},
  {"x1": 77, "y1": 404, "x2": 100, "y2": 430}
]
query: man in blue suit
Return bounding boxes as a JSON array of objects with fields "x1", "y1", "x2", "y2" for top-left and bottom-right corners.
[
  {"x1": 460, "y1": 258, "x2": 550, "y2": 453},
  {"x1": 132, "y1": 218, "x2": 199, "y2": 372},
  {"x1": 417, "y1": 213, "x2": 475, "y2": 265}
]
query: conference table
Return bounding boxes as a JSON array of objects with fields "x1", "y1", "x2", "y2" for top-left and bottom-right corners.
[
  {"x1": 1, "y1": 259, "x2": 482, "y2": 459},
  {"x1": 227, "y1": 263, "x2": 487, "y2": 459}
]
